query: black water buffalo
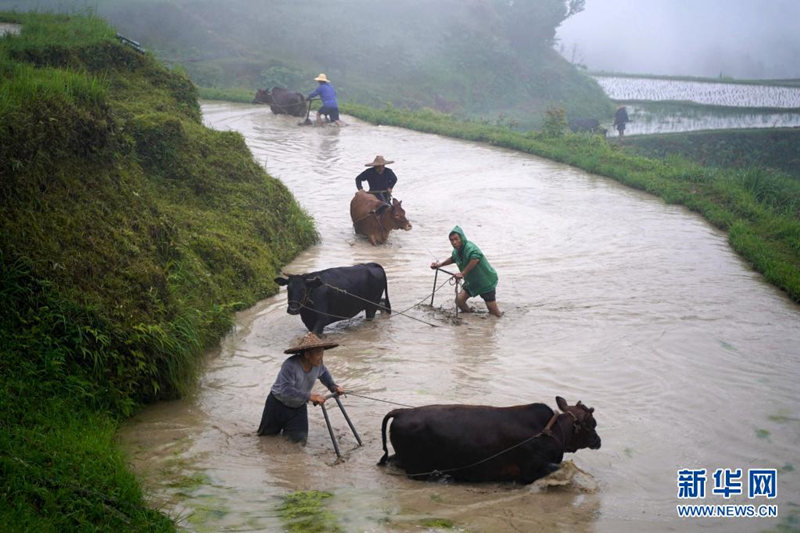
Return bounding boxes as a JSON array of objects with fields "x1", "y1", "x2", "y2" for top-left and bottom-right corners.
[
  {"x1": 569, "y1": 117, "x2": 606, "y2": 135},
  {"x1": 274, "y1": 263, "x2": 391, "y2": 334},
  {"x1": 379, "y1": 396, "x2": 600, "y2": 484},
  {"x1": 252, "y1": 87, "x2": 306, "y2": 117}
]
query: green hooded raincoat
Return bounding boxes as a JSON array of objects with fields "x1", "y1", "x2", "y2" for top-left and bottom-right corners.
[{"x1": 449, "y1": 225, "x2": 498, "y2": 297}]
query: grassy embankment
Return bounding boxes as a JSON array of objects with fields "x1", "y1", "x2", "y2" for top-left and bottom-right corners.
[
  {"x1": 623, "y1": 128, "x2": 800, "y2": 181},
  {"x1": 1, "y1": 12, "x2": 316, "y2": 531}
]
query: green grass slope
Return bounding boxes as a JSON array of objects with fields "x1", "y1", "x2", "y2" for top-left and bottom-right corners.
[
  {"x1": 621, "y1": 128, "x2": 800, "y2": 180},
  {"x1": 1, "y1": 12, "x2": 315, "y2": 530}
]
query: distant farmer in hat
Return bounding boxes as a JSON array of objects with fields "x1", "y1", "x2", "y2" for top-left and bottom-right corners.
[
  {"x1": 355, "y1": 155, "x2": 398, "y2": 204},
  {"x1": 307, "y1": 73, "x2": 342, "y2": 126},
  {"x1": 257, "y1": 332, "x2": 345, "y2": 444},
  {"x1": 613, "y1": 105, "x2": 629, "y2": 139}
]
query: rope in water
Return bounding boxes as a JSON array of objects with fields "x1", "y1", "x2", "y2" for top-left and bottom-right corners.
[
  {"x1": 293, "y1": 274, "x2": 458, "y2": 328},
  {"x1": 344, "y1": 392, "x2": 415, "y2": 408}
]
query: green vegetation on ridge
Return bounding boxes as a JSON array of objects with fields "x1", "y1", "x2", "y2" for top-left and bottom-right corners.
[
  {"x1": 623, "y1": 128, "x2": 800, "y2": 180},
  {"x1": 0, "y1": 0, "x2": 614, "y2": 128},
  {"x1": 1, "y1": 12, "x2": 315, "y2": 530}
]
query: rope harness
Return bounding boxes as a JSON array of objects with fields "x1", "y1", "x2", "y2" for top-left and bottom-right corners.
[
  {"x1": 345, "y1": 392, "x2": 415, "y2": 408},
  {"x1": 286, "y1": 285, "x2": 313, "y2": 314},
  {"x1": 351, "y1": 203, "x2": 391, "y2": 233},
  {"x1": 291, "y1": 276, "x2": 458, "y2": 329},
  {"x1": 430, "y1": 267, "x2": 463, "y2": 320}
]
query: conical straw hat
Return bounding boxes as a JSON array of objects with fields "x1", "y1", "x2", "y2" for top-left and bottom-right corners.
[
  {"x1": 365, "y1": 155, "x2": 394, "y2": 166},
  {"x1": 284, "y1": 332, "x2": 339, "y2": 354}
]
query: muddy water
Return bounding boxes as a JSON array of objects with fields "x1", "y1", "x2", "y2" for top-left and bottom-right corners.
[{"x1": 118, "y1": 103, "x2": 800, "y2": 532}]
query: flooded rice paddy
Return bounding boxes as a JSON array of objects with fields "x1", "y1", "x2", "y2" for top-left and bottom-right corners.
[
  {"x1": 593, "y1": 75, "x2": 800, "y2": 136},
  {"x1": 611, "y1": 104, "x2": 800, "y2": 136},
  {"x1": 117, "y1": 102, "x2": 800, "y2": 532},
  {"x1": 594, "y1": 76, "x2": 800, "y2": 108}
]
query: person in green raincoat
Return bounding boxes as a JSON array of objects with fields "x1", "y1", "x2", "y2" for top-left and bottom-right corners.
[{"x1": 430, "y1": 225, "x2": 502, "y2": 317}]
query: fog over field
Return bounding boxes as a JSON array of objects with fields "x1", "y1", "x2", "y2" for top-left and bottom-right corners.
[{"x1": 557, "y1": 0, "x2": 800, "y2": 79}]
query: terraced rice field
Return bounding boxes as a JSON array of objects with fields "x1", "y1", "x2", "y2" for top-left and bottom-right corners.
[
  {"x1": 595, "y1": 76, "x2": 800, "y2": 108},
  {"x1": 617, "y1": 105, "x2": 800, "y2": 136},
  {"x1": 592, "y1": 75, "x2": 800, "y2": 135}
]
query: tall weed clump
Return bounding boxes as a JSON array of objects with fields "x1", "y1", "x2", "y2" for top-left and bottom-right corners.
[
  {"x1": 1, "y1": 11, "x2": 315, "y2": 530},
  {"x1": 0, "y1": 62, "x2": 112, "y2": 180},
  {"x1": 3, "y1": 11, "x2": 112, "y2": 68}
]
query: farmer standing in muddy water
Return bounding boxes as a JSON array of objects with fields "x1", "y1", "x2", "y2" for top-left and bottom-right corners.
[
  {"x1": 430, "y1": 225, "x2": 502, "y2": 317},
  {"x1": 257, "y1": 333, "x2": 345, "y2": 445},
  {"x1": 307, "y1": 73, "x2": 343, "y2": 127}
]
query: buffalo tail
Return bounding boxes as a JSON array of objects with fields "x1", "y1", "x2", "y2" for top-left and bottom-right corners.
[{"x1": 378, "y1": 409, "x2": 402, "y2": 465}]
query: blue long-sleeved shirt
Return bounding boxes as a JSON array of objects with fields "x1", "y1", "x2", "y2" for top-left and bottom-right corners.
[
  {"x1": 270, "y1": 354, "x2": 337, "y2": 408},
  {"x1": 307, "y1": 82, "x2": 338, "y2": 108}
]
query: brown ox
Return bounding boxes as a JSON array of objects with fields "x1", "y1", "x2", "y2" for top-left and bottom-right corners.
[
  {"x1": 378, "y1": 396, "x2": 601, "y2": 484},
  {"x1": 349, "y1": 190, "x2": 411, "y2": 245}
]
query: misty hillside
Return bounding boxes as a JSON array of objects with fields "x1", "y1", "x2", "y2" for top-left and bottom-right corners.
[{"x1": 0, "y1": 0, "x2": 613, "y2": 127}]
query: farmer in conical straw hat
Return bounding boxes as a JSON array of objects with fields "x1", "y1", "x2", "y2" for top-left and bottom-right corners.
[
  {"x1": 306, "y1": 73, "x2": 342, "y2": 126},
  {"x1": 257, "y1": 332, "x2": 345, "y2": 444},
  {"x1": 355, "y1": 155, "x2": 399, "y2": 204}
]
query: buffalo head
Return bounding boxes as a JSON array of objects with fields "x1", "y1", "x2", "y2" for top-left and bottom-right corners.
[
  {"x1": 390, "y1": 199, "x2": 412, "y2": 231},
  {"x1": 253, "y1": 88, "x2": 272, "y2": 104},
  {"x1": 274, "y1": 274, "x2": 322, "y2": 315},
  {"x1": 555, "y1": 396, "x2": 601, "y2": 452}
]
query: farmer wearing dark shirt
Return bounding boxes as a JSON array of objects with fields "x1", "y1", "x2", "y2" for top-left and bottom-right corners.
[
  {"x1": 355, "y1": 155, "x2": 398, "y2": 204},
  {"x1": 613, "y1": 105, "x2": 629, "y2": 138}
]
